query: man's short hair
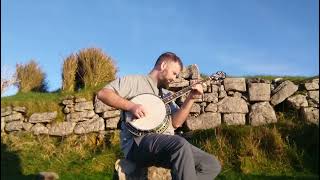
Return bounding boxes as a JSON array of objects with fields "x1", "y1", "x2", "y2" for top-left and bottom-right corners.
[{"x1": 154, "y1": 52, "x2": 183, "y2": 70}]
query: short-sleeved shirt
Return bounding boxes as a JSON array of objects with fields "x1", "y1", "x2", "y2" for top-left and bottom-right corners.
[{"x1": 104, "y1": 75, "x2": 179, "y2": 158}]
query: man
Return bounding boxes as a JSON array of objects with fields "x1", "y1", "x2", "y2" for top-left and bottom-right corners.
[{"x1": 97, "y1": 52, "x2": 221, "y2": 179}]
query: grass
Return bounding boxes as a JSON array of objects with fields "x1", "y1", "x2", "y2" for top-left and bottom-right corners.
[
  {"x1": 1, "y1": 75, "x2": 319, "y2": 179},
  {"x1": 1, "y1": 111, "x2": 318, "y2": 179},
  {"x1": 1, "y1": 131, "x2": 121, "y2": 180}
]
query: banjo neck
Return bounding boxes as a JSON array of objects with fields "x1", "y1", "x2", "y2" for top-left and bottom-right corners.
[
  {"x1": 161, "y1": 71, "x2": 226, "y2": 104},
  {"x1": 162, "y1": 78, "x2": 207, "y2": 104}
]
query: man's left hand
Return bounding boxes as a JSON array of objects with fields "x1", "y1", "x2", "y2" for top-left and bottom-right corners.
[{"x1": 189, "y1": 84, "x2": 203, "y2": 99}]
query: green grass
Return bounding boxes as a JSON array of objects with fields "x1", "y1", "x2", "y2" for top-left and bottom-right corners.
[
  {"x1": 1, "y1": 113, "x2": 318, "y2": 179},
  {"x1": 1, "y1": 75, "x2": 319, "y2": 179},
  {"x1": 1, "y1": 131, "x2": 121, "y2": 180}
]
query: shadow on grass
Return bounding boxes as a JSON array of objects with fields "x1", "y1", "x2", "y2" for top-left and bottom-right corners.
[
  {"x1": 217, "y1": 170, "x2": 319, "y2": 180},
  {"x1": 1, "y1": 142, "x2": 37, "y2": 180}
]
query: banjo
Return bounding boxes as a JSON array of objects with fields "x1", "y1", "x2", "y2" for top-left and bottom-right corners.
[{"x1": 124, "y1": 71, "x2": 226, "y2": 136}]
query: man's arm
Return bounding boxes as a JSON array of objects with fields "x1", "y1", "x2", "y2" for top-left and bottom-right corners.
[
  {"x1": 97, "y1": 88, "x2": 147, "y2": 119},
  {"x1": 171, "y1": 84, "x2": 203, "y2": 128}
]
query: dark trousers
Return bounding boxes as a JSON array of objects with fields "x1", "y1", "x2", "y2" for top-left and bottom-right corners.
[{"x1": 127, "y1": 134, "x2": 221, "y2": 180}]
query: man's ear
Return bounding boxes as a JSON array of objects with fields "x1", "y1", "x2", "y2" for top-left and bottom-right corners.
[{"x1": 160, "y1": 61, "x2": 167, "y2": 71}]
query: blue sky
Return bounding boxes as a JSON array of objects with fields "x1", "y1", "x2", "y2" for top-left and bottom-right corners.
[{"x1": 1, "y1": 0, "x2": 319, "y2": 96}]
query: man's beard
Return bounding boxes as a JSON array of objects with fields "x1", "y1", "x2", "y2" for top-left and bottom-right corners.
[{"x1": 158, "y1": 79, "x2": 170, "y2": 89}]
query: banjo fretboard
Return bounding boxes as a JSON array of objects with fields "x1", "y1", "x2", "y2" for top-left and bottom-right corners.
[{"x1": 162, "y1": 71, "x2": 226, "y2": 104}]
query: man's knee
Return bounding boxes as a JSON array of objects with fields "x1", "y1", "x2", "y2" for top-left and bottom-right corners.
[{"x1": 173, "y1": 135, "x2": 189, "y2": 149}]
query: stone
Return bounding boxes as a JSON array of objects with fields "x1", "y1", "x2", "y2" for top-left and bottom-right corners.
[
  {"x1": 204, "y1": 103, "x2": 218, "y2": 112},
  {"x1": 270, "y1": 81, "x2": 298, "y2": 106},
  {"x1": 63, "y1": 107, "x2": 71, "y2": 114},
  {"x1": 36, "y1": 171, "x2": 59, "y2": 180},
  {"x1": 66, "y1": 111, "x2": 96, "y2": 122},
  {"x1": 94, "y1": 96, "x2": 116, "y2": 113},
  {"x1": 179, "y1": 64, "x2": 200, "y2": 79},
  {"x1": 22, "y1": 122, "x2": 34, "y2": 131},
  {"x1": 301, "y1": 107, "x2": 319, "y2": 125},
  {"x1": 48, "y1": 122, "x2": 77, "y2": 136},
  {"x1": 217, "y1": 97, "x2": 249, "y2": 113},
  {"x1": 223, "y1": 78, "x2": 246, "y2": 92},
  {"x1": 212, "y1": 85, "x2": 219, "y2": 92},
  {"x1": 308, "y1": 90, "x2": 319, "y2": 104},
  {"x1": 203, "y1": 92, "x2": 218, "y2": 103},
  {"x1": 29, "y1": 112, "x2": 57, "y2": 123},
  {"x1": 105, "y1": 116, "x2": 121, "y2": 129},
  {"x1": 169, "y1": 78, "x2": 189, "y2": 88},
  {"x1": 248, "y1": 83, "x2": 271, "y2": 102},
  {"x1": 5, "y1": 121, "x2": 23, "y2": 131},
  {"x1": 3, "y1": 112, "x2": 24, "y2": 122},
  {"x1": 74, "y1": 101, "x2": 94, "y2": 112},
  {"x1": 223, "y1": 113, "x2": 246, "y2": 125},
  {"x1": 233, "y1": 92, "x2": 243, "y2": 98},
  {"x1": 75, "y1": 97, "x2": 87, "y2": 102},
  {"x1": 31, "y1": 123, "x2": 49, "y2": 135},
  {"x1": 115, "y1": 159, "x2": 171, "y2": 180},
  {"x1": 1, "y1": 106, "x2": 12, "y2": 117},
  {"x1": 74, "y1": 117, "x2": 105, "y2": 134},
  {"x1": 287, "y1": 94, "x2": 308, "y2": 109},
  {"x1": 102, "y1": 110, "x2": 121, "y2": 119},
  {"x1": 219, "y1": 90, "x2": 227, "y2": 99},
  {"x1": 13, "y1": 106, "x2": 27, "y2": 113},
  {"x1": 308, "y1": 99, "x2": 319, "y2": 108},
  {"x1": 62, "y1": 99, "x2": 74, "y2": 105},
  {"x1": 1, "y1": 118, "x2": 5, "y2": 132},
  {"x1": 249, "y1": 102, "x2": 277, "y2": 126},
  {"x1": 185, "y1": 113, "x2": 221, "y2": 130},
  {"x1": 305, "y1": 78, "x2": 319, "y2": 90},
  {"x1": 190, "y1": 103, "x2": 201, "y2": 114},
  {"x1": 247, "y1": 78, "x2": 271, "y2": 84}
]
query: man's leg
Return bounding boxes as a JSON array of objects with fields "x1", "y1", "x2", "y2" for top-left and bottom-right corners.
[
  {"x1": 191, "y1": 144, "x2": 221, "y2": 179},
  {"x1": 127, "y1": 134, "x2": 197, "y2": 180}
]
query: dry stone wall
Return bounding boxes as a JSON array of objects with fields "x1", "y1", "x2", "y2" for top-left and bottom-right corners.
[{"x1": 1, "y1": 65, "x2": 319, "y2": 136}]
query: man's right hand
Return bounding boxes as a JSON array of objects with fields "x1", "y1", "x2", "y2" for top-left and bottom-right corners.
[{"x1": 128, "y1": 104, "x2": 147, "y2": 119}]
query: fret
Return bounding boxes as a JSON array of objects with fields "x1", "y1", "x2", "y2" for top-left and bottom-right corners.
[{"x1": 162, "y1": 71, "x2": 226, "y2": 104}]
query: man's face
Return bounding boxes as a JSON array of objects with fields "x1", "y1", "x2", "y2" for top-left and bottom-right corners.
[{"x1": 158, "y1": 61, "x2": 181, "y2": 88}]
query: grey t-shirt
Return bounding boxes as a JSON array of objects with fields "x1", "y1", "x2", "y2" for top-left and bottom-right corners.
[{"x1": 104, "y1": 75, "x2": 179, "y2": 158}]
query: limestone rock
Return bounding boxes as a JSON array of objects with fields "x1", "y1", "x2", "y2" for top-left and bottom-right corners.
[
  {"x1": 205, "y1": 103, "x2": 218, "y2": 112},
  {"x1": 31, "y1": 123, "x2": 49, "y2": 135},
  {"x1": 29, "y1": 112, "x2": 57, "y2": 123},
  {"x1": 248, "y1": 83, "x2": 271, "y2": 102},
  {"x1": 270, "y1": 81, "x2": 298, "y2": 106},
  {"x1": 74, "y1": 117, "x2": 105, "y2": 134},
  {"x1": 5, "y1": 121, "x2": 23, "y2": 132},
  {"x1": 308, "y1": 90, "x2": 319, "y2": 104},
  {"x1": 105, "y1": 116, "x2": 121, "y2": 129},
  {"x1": 185, "y1": 113, "x2": 221, "y2": 130},
  {"x1": 223, "y1": 78, "x2": 246, "y2": 92},
  {"x1": 223, "y1": 113, "x2": 246, "y2": 125},
  {"x1": 3, "y1": 113, "x2": 24, "y2": 122},
  {"x1": 94, "y1": 96, "x2": 116, "y2": 113},
  {"x1": 304, "y1": 78, "x2": 319, "y2": 90},
  {"x1": 301, "y1": 107, "x2": 319, "y2": 125},
  {"x1": 74, "y1": 101, "x2": 94, "y2": 112},
  {"x1": 217, "y1": 96, "x2": 249, "y2": 113},
  {"x1": 287, "y1": 94, "x2": 308, "y2": 109},
  {"x1": 1, "y1": 106, "x2": 12, "y2": 117},
  {"x1": 249, "y1": 102, "x2": 277, "y2": 126},
  {"x1": 48, "y1": 122, "x2": 77, "y2": 136}
]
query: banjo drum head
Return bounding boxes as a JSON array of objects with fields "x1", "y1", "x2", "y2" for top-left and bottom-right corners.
[{"x1": 127, "y1": 94, "x2": 167, "y2": 131}]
